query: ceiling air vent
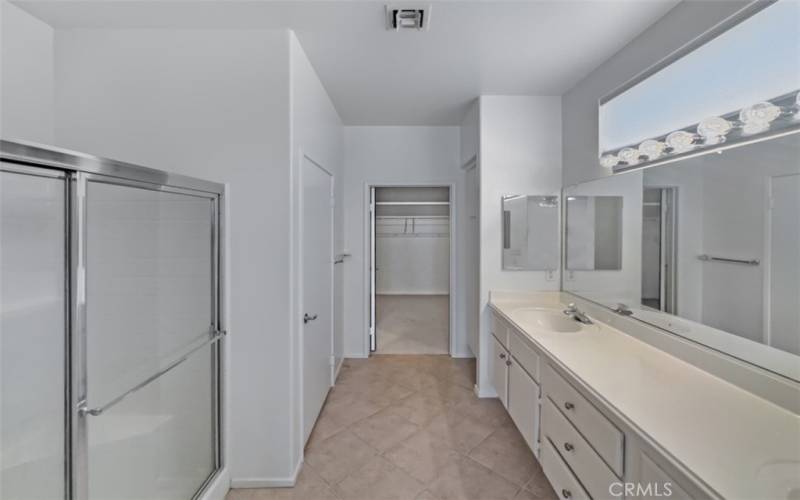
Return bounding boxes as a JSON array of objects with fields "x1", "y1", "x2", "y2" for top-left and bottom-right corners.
[{"x1": 386, "y1": 4, "x2": 430, "y2": 31}]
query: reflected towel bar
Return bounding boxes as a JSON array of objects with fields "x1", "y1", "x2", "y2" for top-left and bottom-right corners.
[
  {"x1": 79, "y1": 329, "x2": 226, "y2": 417},
  {"x1": 698, "y1": 254, "x2": 760, "y2": 266}
]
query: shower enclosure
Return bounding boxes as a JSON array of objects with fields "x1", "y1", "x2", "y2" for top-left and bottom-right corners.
[{"x1": 0, "y1": 140, "x2": 224, "y2": 500}]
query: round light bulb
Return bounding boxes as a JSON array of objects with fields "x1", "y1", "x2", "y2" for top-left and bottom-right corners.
[
  {"x1": 665, "y1": 130, "x2": 696, "y2": 153},
  {"x1": 795, "y1": 92, "x2": 800, "y2": 120},
  {"x1": 697, "y1": 117, "x2": 732, "y2": 144},
  {"x1": 599, "y1": 154, "x2": 618, "y2": 168},
  {"x1": 638, "y1": 139, "x2": 666, "y2": 159},
  {"x1": 618, "y1": 147, "x2": 640, "y2": 165},
  {"x1": 739, "y1": 102, "x2": 781, "y2": 129}
]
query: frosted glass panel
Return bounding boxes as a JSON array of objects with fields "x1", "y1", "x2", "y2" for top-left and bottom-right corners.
[
  {"x1": 0, "y1": 168, "x2": 66, "y2": 499},
  {"x1": 85, "y1": 180, "x2": 215, "y2": 499},
  {"x1": 88, "y1": 344, "x2": 215, "y2": 500},
  {"x1": 86, "y1": 182, "x2": 213, "y2": 406}
]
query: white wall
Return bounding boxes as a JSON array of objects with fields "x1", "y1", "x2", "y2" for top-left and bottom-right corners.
[
  {"x1": 0, "y1": 0, "x2": 54, "y2": 143},
  {"x1": 376, "y1": 236, "x2": 450, "y2": 294},
  {"x1": 561, "y1": 1, "x2": 748, "y2": 186},
  {"x1": 342, "y1": 126, "x2": 467, "y2": 357},
  {"x1": 51, "y1": 27, "x2": 299, "y2": 485},
  {"x1": 477, "y1": 96, "x2": 562, "y2": 396},
  {"x1": 288, "y1": 31, "x2": 344, "y2": 470},
  {"x1": 460, "y1": 101, "x2": 480, "y2": 357}
]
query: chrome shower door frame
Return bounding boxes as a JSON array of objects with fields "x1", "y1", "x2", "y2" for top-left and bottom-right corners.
[{"x1": 0, "y1": 140, "x2": 225, "y2": 500}]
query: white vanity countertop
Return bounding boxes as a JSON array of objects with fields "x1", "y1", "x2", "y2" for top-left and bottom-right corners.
[{"x1": 489, "y1": 291, "x2": 800, "y2": 500}]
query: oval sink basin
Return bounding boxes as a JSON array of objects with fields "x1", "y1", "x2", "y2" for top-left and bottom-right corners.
[{"x1": 511, "y1": 308, "x2": 584, "y2": 333}]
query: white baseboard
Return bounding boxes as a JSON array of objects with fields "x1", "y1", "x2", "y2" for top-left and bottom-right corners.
[
  {"x1": 197, "y1": 468, "x2": 230, "y2": 500},
  {"x1": 334, "y1": 357, "x2": 344, "y2": 381},
  {"x1": 449, "y1": 350, "x2": 475, "y2": 359},
  {"x1": 343, "y1": 352, "x2": 369, "y2": 359},
  {"x1": 230, "y1": 460, "x2": 302, "y2": 489},
  {"x1": 476, "y1": 384, "x2": 498, "y2": 399}
]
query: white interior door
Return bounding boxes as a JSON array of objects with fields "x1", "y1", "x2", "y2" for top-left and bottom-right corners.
[
  {"x1": 768, "y1": 173, "x2": 800, "y2": 355},
  {"x1": 302, "y1": 156, "x2": 334, "y2": 443}
]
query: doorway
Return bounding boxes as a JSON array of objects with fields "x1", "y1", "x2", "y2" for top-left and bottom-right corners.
[
  {"x1": 368, "y1": 186, "x2": 452, "y2": 354},
  {"x1": 641, "y1": 187, "x2": 677, "y2": 313}
]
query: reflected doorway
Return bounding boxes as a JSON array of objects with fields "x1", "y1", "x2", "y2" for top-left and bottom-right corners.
[{"x1": 641, "y1": 187, "x2": 677, "y2": 314}]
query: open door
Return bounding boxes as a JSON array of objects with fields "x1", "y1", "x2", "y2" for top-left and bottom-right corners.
[{"x1": 369, "y1": 186, "x2": 377, "y2": 352}]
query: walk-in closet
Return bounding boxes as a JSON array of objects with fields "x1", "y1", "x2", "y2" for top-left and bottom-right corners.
[{"x1": 369, "y1": 186, "x2": 451, "y2": 354}]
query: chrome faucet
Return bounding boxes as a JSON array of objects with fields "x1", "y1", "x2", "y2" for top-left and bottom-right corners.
[
  {"x1": 563, "y1": 303, "x2": 593, "y2": 325},
  {"x1": 612, "y1": 303, "x2": 633, "y2": 316}
]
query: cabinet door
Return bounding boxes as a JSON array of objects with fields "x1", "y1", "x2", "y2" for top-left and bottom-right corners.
[
  {"x1": 508, "y1": 357, "x2": 539, "y2": 454},
  {"x1": 631, "y1": 451, "x2": 693, "y2": 499},
  {"x1": 491, "y1": 335, "x2": 509, "y2": 407}
]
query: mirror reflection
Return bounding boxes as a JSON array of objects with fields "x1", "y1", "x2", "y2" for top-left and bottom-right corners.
[
  {"x1": 565, "y1": 196, "x2": 623, "y2": 270},
  {"x1": 501, "y1": 195, "x2": 559, "y2": 271},
  {"x1": 563, "y1": 133, "x2": 800, "y2": 379}
]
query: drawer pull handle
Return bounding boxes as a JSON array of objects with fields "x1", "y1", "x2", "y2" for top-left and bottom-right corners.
[
  {"x1": 564, "y1": 402, "x2": 575, "y2": 410},
  {"x1": 505, "y1": 360, "x2": 512, "y2": 366},
  {"x1": 564, "y1": 442, "x2": 574, "y2": 452},
  {"x1": 562, "y1": 489, "x2": 572, "y2": 499},
  {"x1": 499, "y1": 353, "x2": 506, "y2": 359}
]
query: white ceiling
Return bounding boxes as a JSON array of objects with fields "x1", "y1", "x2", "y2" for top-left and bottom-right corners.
[{"x1": 14, "y1": 0, "x2": 681, "y2": 125}]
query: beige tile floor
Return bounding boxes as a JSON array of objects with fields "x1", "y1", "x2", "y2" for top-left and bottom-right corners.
[
  {"x1": 375, "y1": 295, "x2": 449, "y2": 354},
  {"x1": 226, "y1": 355, "x2": 557, "y2": 500}
]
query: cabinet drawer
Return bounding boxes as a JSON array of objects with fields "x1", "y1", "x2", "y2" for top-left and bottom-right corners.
[
  {"x1": 543, "y1": 364, "x2": 624, "y2": 476},
  {"x1": 491, "y1": 313, "x2": 509, "y2": 349},
  {"x1": 509, "y1": 328, "x2": 540, "y2": 382},
  {"x1": 542, "y1": 437, "x2": 590, "y2": 500},
  {"x1": 542, "y1": 398, "x2": 618, "y2": 499}
]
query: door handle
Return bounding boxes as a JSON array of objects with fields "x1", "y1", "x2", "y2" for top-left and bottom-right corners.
[{"x1": 303, "y1": 313, "x2": 318, "y2": 324}]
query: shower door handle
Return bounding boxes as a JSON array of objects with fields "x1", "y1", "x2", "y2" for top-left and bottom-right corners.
[{"x1": 79, "y1": 329, "x2": 225, "y2": 417}]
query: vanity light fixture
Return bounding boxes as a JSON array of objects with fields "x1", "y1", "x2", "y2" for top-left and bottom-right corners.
[
  {"x1": 600, "y1": 154, "x2": 619, "y2": 169},
  {"x1": 665, "y1": 130, "x2": 697, "y2": 153},
  {"x1": 638, "y1": 139, "x2": 666, "y2": 159},
  {"x1": 739, "y1": 102, "x2": 781, "y2": 134},
  {"x1": 697, "y1": 116, "x2": 733, "y2": 144},
  {"x1": 617, "y1": 147, "x2": 641, "y2": 165},
  {"x1": 601, "y1": 90, "x2": 800, "y2": 173}
]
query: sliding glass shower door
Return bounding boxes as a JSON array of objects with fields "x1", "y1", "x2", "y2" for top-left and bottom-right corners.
[
  {"x1": 78, "y1": 176, "x2": 220, "y2": 500},
  {"x1": 1, "y1": 165, "x2": 67, "y2": 500},
  {"x1": 1, "y1": 141, "x2": 223, "y2": 500}
]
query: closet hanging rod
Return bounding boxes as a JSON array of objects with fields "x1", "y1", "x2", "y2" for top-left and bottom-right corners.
[{"x1": 374, "y1": 201, "x2": 449, "y2": 206}]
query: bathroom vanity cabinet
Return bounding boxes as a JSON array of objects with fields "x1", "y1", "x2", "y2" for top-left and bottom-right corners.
[{"x1": 489, "y1": 309, "x2": 709, "y2": 500}]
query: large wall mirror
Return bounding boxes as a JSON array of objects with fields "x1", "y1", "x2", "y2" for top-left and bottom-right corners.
[{"x1": 565, "y1": 0, "x2": 800, "y2": 382}]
